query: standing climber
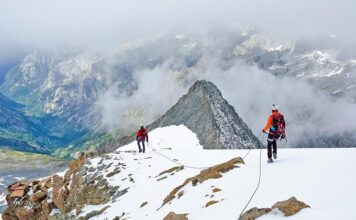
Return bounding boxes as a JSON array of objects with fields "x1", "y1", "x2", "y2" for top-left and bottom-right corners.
[
  {"x1": 136, "y1": 125, "x2": 148, "y2": 153},
  {"x1": 262, "y1": 104, "x2": 286, "y2": 163}
]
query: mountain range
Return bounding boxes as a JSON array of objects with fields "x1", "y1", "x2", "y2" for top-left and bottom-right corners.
[{"x1": 1, "y1": 27, "x2": 356, "y2": 156}]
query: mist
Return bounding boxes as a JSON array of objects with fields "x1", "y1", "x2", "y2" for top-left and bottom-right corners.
[
  {"x1": 204, "y1": 63, "x2": 356, "y2": 147},
  {"x1": 2, "y1": 0, "x2": 356, "y2": 55},
  {"x1": 92, "y1": 46, "x2": 356, "y2": 147},
  {"x1": 2, "y1": 0, "x2": 356, "y2": 147}
]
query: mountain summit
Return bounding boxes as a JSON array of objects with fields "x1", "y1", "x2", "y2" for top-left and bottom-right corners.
[
  {"x1": 100, "y1": 80, "x2": 262, "y2": 153},
  {"x1": 148, "y1": 80, "x2": 262, "y2": 149}
]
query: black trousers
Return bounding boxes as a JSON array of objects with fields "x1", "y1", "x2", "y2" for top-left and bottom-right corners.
[
  {"x1": 267, "y1": 133, "x2": 278, "y2": 159},
  {"x1": 137, "y1": 139, "x2": 145, "y2": 152}
]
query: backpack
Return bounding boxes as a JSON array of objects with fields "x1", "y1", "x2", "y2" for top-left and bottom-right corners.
[{"x1": 271, "y1": 113, "x2": 285, "y2": 135}]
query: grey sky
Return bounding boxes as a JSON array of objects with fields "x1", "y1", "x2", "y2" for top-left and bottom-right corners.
[{"x1": 1, "y1": 0, "x2": 355, "y2": 52}]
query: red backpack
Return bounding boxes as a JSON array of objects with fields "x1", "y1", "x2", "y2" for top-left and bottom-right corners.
[{"x1": 271, "y1": 113, "x2": 285, "y2": 135}]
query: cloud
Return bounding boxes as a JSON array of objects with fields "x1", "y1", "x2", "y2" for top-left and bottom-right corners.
[
  {"x1": 92, "y1": 66, "x2": 189, "y2": 134},
  {"x1": 202, "y1": 62, "x2": 356, "y2": 146},
  {"x1": 1, "y1": 0, "x2": 356, "y2": 56},
  {"x1": 2, "y1": 0, "x2": 356, "y2": 146},
  {"x1": 92, "y1": 43, "x2": 356, "y2": 146}
]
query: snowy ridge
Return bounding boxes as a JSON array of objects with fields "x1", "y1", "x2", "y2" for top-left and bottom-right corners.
[{"x1": 63, "y1": 125, "x2": 356, "y2": 219}]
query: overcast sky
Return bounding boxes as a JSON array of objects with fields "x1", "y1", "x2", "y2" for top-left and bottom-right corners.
[{"x1": 1, "y1": 0, "x2": 355, "y2": 63}]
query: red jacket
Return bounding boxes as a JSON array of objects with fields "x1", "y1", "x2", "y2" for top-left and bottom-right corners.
[{"x1": 136, "y1": 128, "x2": 148, "y2": 141}]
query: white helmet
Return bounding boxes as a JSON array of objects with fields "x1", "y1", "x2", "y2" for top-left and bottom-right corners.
[{"x1": 272, "y1": 104, "x2": 278, "y2": 111}]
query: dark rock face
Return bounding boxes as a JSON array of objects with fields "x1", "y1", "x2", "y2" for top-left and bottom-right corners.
[
  {"x1": 148, "y1": 80, "x2": 262, "y2": 149},
  {"x1": 99, "y1": 80, "x2": 262, "y2": 153}
]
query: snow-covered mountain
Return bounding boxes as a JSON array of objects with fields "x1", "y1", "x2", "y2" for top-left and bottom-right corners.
[
  {"x1": 4, "y1": 29, "x2": 356, "y2": 126},
  {"x1": 2, "y1": 125, "x2": 356, "y2": 220},
  {"x1": 1, "y1": 27, "x2": 356, "y2": 154}
]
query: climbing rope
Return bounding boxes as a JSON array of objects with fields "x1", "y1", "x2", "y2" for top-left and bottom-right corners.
[
  {"x1": 147, "y1": 131, "x2": 263, "y2": 171},
  {"x1": 146, "y1": 132, "x2": 266, "y2": 218},
  {"x1": 238, "y1": 132, "x2": 266, "y2": 219},
  {"x1": 147, "y1": 142, "x2": 210, "y2": 170}
]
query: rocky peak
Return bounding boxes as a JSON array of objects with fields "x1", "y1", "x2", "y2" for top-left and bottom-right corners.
[
  {"x1": 148, "y1": 80, "x2": 262, "y2": 149},
  {"x1": 100, "y1": 80, "x2": 262, "y2": 153}
]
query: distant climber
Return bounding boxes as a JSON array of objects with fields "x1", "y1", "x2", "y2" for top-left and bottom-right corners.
[
  {"x1": 136, "y1": 125, "x2": 149, "y2": 153},
  {"x1": 262, "y1": 104, "x2": 286, "y2": 163}
]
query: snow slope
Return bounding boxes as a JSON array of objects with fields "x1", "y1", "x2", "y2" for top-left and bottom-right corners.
[{"x1": 73, "y1": 125, "x2": 356, "y2": 219}]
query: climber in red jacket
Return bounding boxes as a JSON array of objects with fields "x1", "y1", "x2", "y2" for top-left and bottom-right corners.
[
  {"x1": 136, "y1": 125, "x2": 148, "y2": 153},
  {"x1": 262, "y1": 104, "x2": 286, "y2": 163}
]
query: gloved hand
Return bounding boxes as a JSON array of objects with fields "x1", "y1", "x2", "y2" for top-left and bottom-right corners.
[{"x1": 262, "y1": 129, "x2": 267, "y2": 134}]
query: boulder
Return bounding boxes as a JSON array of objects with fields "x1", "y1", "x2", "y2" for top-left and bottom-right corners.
[
  {"x1": 239, "y1": 207, "x2": 272, "y2": 220},
  {"x1": 52, "y1": 175, "x2": 67, "y2": 213},
  {"x1": 240, "y1": 197, "x2": 310, "y2": 219},
  {"x1": 272, "y1": 197, "x2": 310, "y2": 216},
  {"x1": 30, "y1": 191, "x2": 47, "y2": 203},
  {"x1": 9, "y1": 189, "x2": 25, "y2": 198},
  {"x1": 8, "y1": 182, "x2": 21, "y2": 191}
]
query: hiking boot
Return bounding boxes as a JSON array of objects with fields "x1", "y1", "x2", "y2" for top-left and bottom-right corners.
[
  {"x1": 273, "y1": 153, "x2": 277, "y2": 159},
  {"x1": 267, "y1": 158, "x2": 273, "y2": 163}
]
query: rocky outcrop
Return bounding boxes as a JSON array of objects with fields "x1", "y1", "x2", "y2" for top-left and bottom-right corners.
[
  {"x1": 239, "y1": 207, "x2": 272, "y2": 220},
  {"x1": 205, "y1": 200, "x2": 220, "y2": 207},
  {"x1": 150, "y1": 80, "x2": 262, "y2": 150},
  {"x1": 239, "y1": 197, "x2": 310, "y2": 220},
  {"x1": 162, "y1": 157, "x2": 244, "y2": 207},
  {"x1": 272, "y1": 197, "x2": 310, "y2": 216},
  {"x1": 1, "y1": 153, "x2": 119, "y2": 220},
  {"x1": 163, "y1": 212, "x2": 189, "y2": 220},
  {"x1": 3, "y1": 180, "x2": 52, "y2": 220}
]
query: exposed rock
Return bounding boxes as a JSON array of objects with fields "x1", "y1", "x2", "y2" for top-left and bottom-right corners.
[
  {"x1": 191, "y1": 157, "x2": 244, "y2": 185},
  {"x1": 78, "y1": 205, "x2": 110, "y2": 220},
  {"x1": 177, "y1": 191, "x2": 184, "y2": 199},
  {"x1": 156, "y1": 166, "x2": 184, "y2": 177},
  {"x1": 69, "y1": 152, "x2": 86, "y2": 171},
  {"x1": 239, "y1": 207, "x2": 272, "y2": 220},
  {"x1": 99, "y1": 80, "x2": 262, "y2": 153},
  {"x1": 239, "y1": 197, "x2": 310, "y2": 219},
  {"x1": 205, "y1": 200, "x2": 219, "y2": 207},
  {"x1": 140, "y1": 201, "x2": 148, "y2": 208},
  {"x1": 2, "y1": 200, "x2": 53, "y2": 220},
  {"x1": 8, "y1": 182, "x2": 29, "y2": 199},
  {"x1": 157, "y1": 176, "x2": 168, "y2": 181},
  {"x1": 163, "y1": 212, "x2": 189, "y2": 220},
  {"x1": 52, "y1": 175, "x2": 67, "y2": 213},
  {"x1": 30, "y1": 191, "x2": 47, "y2": 203},
  {"x1": 212, "y1": 187, "x2": 222, "y2": 193},
  {"x1": 272, "y1": 197, "x2": 310, "y2": 216},
  {"x1": 106, "y1": 167, "x2": 121, "y2": 178},
  {"x1": 162, "y1": 157, "x2": 244, "y2": 207},
  {"x1": 2, "y1": 152, "x2": 118, "y2": 220},
  {"x1": 9, "y1": 189, "x2": 26, "y2": 198}
]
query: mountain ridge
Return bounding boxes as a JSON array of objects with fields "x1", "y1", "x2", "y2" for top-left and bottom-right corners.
[{"x1": 99, "y1": 80, "x2": 262, "y2": 153}]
